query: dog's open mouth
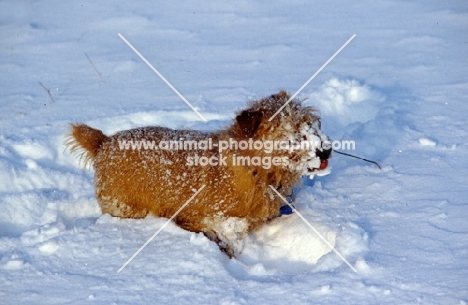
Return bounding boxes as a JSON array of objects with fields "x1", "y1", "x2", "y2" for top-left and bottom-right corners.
[
  {"x1": 305, "y1": 156, "x2": 331, "y2": 178},
  {"x1": 312, "y1": 142, "x2": 332, "y2": 176},
  {"x1": 319, "y1": 159, "x2": 328, "y2": 170}
]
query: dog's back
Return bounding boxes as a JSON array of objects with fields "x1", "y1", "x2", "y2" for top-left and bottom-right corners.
[{"x1": 66, "y1": 124, "x2": 282, "y2": 228}]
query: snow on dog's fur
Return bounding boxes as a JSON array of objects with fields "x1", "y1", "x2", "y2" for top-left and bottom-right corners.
[{"x1": 66, "y1": 91, "x2": 331, "y2": 256}]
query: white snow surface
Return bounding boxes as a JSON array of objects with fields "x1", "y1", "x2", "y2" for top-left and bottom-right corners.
[{"x1": 1, "y1": 0, "x2": 468, "y2": 304}]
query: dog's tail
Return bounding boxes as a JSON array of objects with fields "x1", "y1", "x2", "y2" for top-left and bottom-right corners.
[{"x1": 65, "y1": 123, "x2": 110, "y2": 166}]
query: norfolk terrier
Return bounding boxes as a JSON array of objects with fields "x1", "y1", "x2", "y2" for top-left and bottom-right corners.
[{"x1": 66, "y1": 91, "x2": 331, "y2": 256}]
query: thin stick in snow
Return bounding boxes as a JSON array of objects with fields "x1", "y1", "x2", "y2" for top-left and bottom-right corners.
[
  {"x1": 85, "y1": 53, "x2": 104, "y2": 82},
  {"x1": 334, "y1": 150, "x2": 382, "y2": 169},
  {"x1": 38, "y1": 81, "x2": 55, "y2": 103}
]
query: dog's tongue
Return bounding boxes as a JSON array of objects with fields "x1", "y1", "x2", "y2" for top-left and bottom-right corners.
[{"x1": 319, "y1": 159, "x2": 328, "y2": 170}]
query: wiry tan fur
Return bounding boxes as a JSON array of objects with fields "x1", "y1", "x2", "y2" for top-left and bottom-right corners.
[{"x1": 66, "y1": 91, "x2": 331, "y2": 256}]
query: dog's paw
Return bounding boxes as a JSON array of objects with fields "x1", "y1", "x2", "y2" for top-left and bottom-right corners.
[
  {"x1": 202, "y1": 216, "x2": 249, "y2": 257},
  {"x1": 203, "y1": 231, "x2": 236, "y2": 258}
]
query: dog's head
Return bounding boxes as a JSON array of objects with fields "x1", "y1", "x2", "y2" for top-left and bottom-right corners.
[{"x1": 233, "y1": 91, "x2": 332, "y2": 179}]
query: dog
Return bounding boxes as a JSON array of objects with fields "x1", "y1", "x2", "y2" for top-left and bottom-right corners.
[{"x1": 66, "y1": 91, "x2": 331, "y2": 256}]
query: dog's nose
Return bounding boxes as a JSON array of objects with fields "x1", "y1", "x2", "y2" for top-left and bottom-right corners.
[
  {"x1": 315, "y1": 147, "x2": 332, "y2": 161},
  {"x1": 314, "y1": 147, "x2": 331, "y2": 170}
]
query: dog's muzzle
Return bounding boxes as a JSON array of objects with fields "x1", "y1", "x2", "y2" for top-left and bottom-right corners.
[
  {"x1": 302, "y1": 142, "x2": 332, "y2": 178},
  {"x1": 315, "y1": 146, "x2": 332, "y2": 170}
]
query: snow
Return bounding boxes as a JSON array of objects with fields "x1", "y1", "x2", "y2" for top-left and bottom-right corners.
[
  {"x1": 1, "y1": 0, "x2": 468, "y2": 304},
  {"x1": 309, "y1": 78, "x2": 386, "y2": 131},
  {"x1": 239, "y1": 214, "x2": 338, "y2": 270},
  {"x1": 419, "y1": 138, "x2": 437, "y2": 146}
]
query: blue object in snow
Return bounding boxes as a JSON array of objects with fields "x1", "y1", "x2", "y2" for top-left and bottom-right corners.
[{"x1": 280, "y1": 205, "x2": 294, "y2": 216}]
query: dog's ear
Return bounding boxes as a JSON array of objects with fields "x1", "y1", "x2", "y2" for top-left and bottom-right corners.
[
  {"x1": 269, "y1": 90, "x2": 290, "y2": 101},
  {"x1": 235, "y1": 110, "x2": 263, "y2": 138}
]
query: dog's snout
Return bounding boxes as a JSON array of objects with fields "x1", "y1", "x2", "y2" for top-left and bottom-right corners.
[{"x1": 315, "y1": 147, "x2": 332, "y2": 161}]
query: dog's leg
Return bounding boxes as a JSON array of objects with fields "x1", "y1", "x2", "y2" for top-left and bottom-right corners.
[
  {"x1": 201, "y1": 216, "x2": 249, "y2": 258},
  {"x1": 203, "y1": 231, "x2": 235, "y2": 258}
]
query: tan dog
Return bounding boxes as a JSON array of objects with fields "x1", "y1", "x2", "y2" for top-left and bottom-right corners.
[{"x1": 66, "y1": 91, "x2": 331, "y2": 256}]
